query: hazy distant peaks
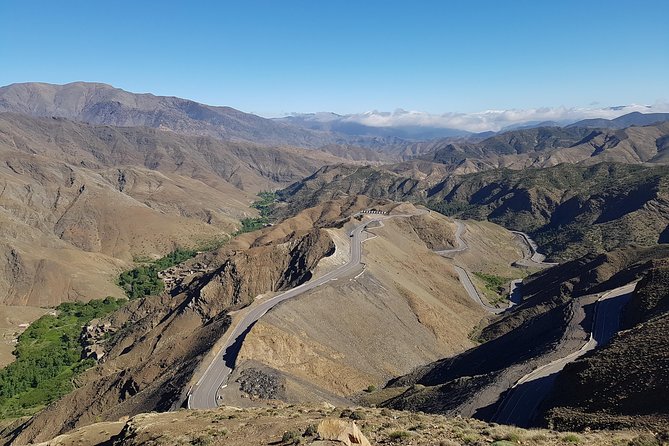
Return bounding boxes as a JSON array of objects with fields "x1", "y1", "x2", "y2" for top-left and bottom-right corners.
[{"x1": 285, "y1": 103, "x2": 669, "y2": 133}]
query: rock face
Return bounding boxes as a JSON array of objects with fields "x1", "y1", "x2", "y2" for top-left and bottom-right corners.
[
  {"x1": 316, "y1": 419, "x2": 371, "y2": 446},
  {"x1": 236, "y1": 367, "x2": 285, "y2": 400},
  {"x1": 191, "y1": 228, "x2": 334, "y2": 319}
]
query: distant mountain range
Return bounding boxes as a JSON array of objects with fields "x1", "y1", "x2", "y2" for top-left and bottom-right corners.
[
  {"x1": 568, "y1": 111, "x2": 669, "y2": 129},
  {"x1": 0, "y1": 82, "x2": 341, "y2": 148},
  {"x1": 2, "y1": 82, "x2": 668, "y2": 152},
  {"x1": 275, "y1": 111, "x2": 474, "y2": 140}
]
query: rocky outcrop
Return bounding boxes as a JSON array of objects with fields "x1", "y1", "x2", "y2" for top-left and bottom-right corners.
[
  {"x1": 317, "y1": 419, "x2": 371, "y2": 446},
  {"x1": 190, "y1": 228, "x2": 334, "y2": 319}
]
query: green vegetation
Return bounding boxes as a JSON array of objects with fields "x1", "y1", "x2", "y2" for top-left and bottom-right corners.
[
  {"x1": 561, "y1": 433, "x2": 581, "y2": 443},
  {"x1": 389, "y1": 430, "x2": 411, "y2": 441},
  {"x1": 118, "y1": 247, "x2": 197, "y2": 299},
  {"x1": 0, "y1": 297, "x2": 124, "y2": 418},
  {"x1": 234, "y1": 191, "x2": 277, "y2": 236},
  {"x1": 303, "y1": 424, "x2": 317, "y2": 437},
  {"x1": 473, "y1": 272, "x2": 511, "y2": 294},
  {"x1": 235, "y1": 217, "x2": 269, "y2": 235},
  {"x1": 251, "y1": 191, "x2": 277, "y2": 218},
  {"x1": 473, "y1": 272, "x2": 513, "y2": 304},
  {"x1": 119, "y1": 192, "x2": 277, "y2": 300},
  {"x1": 427, "y1": 200, "x2": 477, "y2": 217},
  {"x1": 281, "y1": 430, "x2": 302, "y2": 445}
]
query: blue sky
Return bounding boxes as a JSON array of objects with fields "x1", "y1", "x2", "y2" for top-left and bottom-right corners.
[{"x1": 1, "y1": 0, "x2": 668, "y2": 117}]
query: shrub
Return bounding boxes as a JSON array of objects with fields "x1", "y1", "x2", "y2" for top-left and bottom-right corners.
[
  {"x1": 628, "y1": 434, "x2": 660, "y2": 446},
  {"x1": 389, "y1": 430, "x2": 411, "y2": 441},
  {"x1": 350, "y1": 410, "x2": 366, "y2": 420},
  {"x1": 561, "y1": 433, "x2": 581, "y2": 443},
  {"x1": 303, "y1": 424, "x2": 317, "y2": 437},
  {"x1": 281, "y1": 430, "x2": 301, "y2": 444}
]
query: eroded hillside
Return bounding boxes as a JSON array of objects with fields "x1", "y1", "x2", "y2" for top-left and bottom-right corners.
[{"x1": 0, "y1": 113, "x2": 367, "y2": 305}]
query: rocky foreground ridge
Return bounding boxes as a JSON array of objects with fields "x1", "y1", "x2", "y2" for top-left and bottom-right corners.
[{"x1": 25, "y1": 404, "x2": 665, "y2": 446}]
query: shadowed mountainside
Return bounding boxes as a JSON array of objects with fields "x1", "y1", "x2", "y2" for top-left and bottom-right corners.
[
  {"x1": 278, "y1": 162, "x2": 669, "y2": 261},
  {"x1": 542, "y1": 261, "x2": 669, "y2": 431},
  {"x1": 378, "y1": 245, "x2": 669, "y2": 424}
]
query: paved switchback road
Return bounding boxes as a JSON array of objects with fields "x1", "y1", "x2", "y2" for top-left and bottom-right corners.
[
  {"x1": 435, "y1": 220, "x2": 554, "y2": 313},
  {"x1": 188, "y1": 212, "x2": 420, "y2": 409},
  {"x1": 491, "y1": 282, "x2": 636, "y2": 426}
]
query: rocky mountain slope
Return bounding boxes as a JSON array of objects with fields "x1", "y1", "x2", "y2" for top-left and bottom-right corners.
[
  {"x1": 568, "y1": 111, "x2": 669, "y2": 129},
  {"x1": 279, "y1": 162, "x2": 669, "y2": 261},
  {"x1": 378, "y1": 245, "x2": 669, "y2": 425},
  {"x1": 418, "y1": 120, "x2": 669, "y2": 168},
  {"x1": 0, "y1": 82, "x2": 334, "y2": 148},
  {"x1": 381, "y1": 247, "x2": 667, "y2": 430},
  {"x1": 228, "y1": 209, "x2": 489, "y2": 404},
  {"x1": 0, "y1": 82, "x2": 397, "y2": 160}
]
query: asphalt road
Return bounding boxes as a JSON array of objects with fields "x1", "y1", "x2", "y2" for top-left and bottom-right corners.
[
  {"x1": 510, "y1": 230, "x2": 559, "y2": 268},
  {"x1": 188, "y1": 211, "x2": 418, "y2": 409},
  {"x1": 491, "y1": 282, "x2": 636, "y2": 426},
  {"x1": 453, "y1": 265, "x2": 506, "y2": 314},
  {"x1": 435, "y1": 220, "x2": 552, "y2": 313}
]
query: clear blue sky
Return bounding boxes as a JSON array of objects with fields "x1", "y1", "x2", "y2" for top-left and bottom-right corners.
[{"x1": 1, "y1": 0, "x2": 667, "y2": 116}]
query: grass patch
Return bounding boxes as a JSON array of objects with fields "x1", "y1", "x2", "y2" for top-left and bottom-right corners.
[
  {"x1": 472, "y1": 271, "x2": 514, "y2": 304},
  {"x1": 561, "y1": 433, "x2": 581, "y2": 443},
  {"x1": 0, "y1": 297, "x2": 125, "y2": 418},
  {"x1": 389, "y1": 430, "x2": 411, "y2": 441}
]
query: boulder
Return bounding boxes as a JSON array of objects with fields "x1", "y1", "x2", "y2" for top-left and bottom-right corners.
[{"x1": 316, "y1": 419, "x2": 371, "y2": 446}]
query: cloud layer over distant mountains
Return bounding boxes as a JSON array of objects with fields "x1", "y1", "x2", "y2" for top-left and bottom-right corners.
[{"x1": 287, "y1": 103, "x2": 669, "y2": 133}]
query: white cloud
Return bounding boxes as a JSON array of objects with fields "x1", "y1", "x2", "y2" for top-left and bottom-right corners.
[{"x1": 338, "y1": 102, "x2": 669, "y2": 133}]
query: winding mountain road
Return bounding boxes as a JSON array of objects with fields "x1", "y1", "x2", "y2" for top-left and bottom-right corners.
[
  {"x1": 491, "y1": 282, "x2": 636, "y2": 426},
  {"x1": 188, "y1": 211, "x2": 420, "y2": 409},
  {"x1": 435, "y1": 220, "x2": 554, "y2": 313},
  {"x1": 435, "y1": 220, "x2": 467, "y2": 256}
]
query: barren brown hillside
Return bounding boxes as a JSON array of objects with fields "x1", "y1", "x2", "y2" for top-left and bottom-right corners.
[
  {"x1": 229, "y1": 211, "x2": 527, "y2": 405},
  {"x1": 0, "y1": 113, "x2": 363, "y2": 306},
  {"x1": 18, "y1": 404, "x2": 653, "y2": 446}
]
